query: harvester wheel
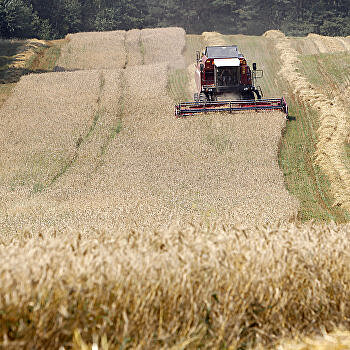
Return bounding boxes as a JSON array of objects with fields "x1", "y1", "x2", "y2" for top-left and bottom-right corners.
[
  {"x1": 241, "y1": 91, "x2": 255, "y2": 100},
  {"x1": 247, "y1": 91, "x2": 255, "y2": 100},
  {"x1": 199, "y1": 93, "x2": 207, "y2": 102},
  {"x1": 254, "y1": 89, "x2": 262, "y2": 100}
]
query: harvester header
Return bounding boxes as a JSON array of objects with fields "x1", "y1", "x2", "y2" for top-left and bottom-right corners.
[
  {"x1": 176, "y1": 97, "x2": 288, "y2": 117},
  {"x1": 176, "y1": 45, "x2": 289, "y2": 118}
]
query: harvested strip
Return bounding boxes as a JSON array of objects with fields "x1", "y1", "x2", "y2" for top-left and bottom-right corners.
[
  {"x1": 57, "y1": 31, "x2": 127, "y2": 70},
  {"x1": 265, "y1": 30, "x2": 350, "y2": 210}
]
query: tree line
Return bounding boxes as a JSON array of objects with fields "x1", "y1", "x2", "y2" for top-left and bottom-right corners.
[{"x1": 1, "y1": 0, "x2": 349, "y2": 39}]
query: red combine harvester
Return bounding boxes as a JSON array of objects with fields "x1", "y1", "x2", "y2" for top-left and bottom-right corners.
[{"x1": 175, "y1": 45, "x2": 288, "y2": 118}]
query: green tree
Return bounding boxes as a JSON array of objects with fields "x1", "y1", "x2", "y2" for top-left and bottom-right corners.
[
  {"x1": 0, "y1": 0, "x2": 36, "y2": 38},
  {"x1": 1, "y1": 0, "x2": 350, "y2": 40},
  {"x1": 94, "y1": 7, "x2": 117, "y2": 31}
]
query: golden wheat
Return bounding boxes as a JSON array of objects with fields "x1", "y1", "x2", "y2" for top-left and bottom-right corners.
[
  {"x1": 0, "y1": 28, "x2": 297, "y2": 235},
  {"x1": 0, "y1": 28, "x2": 304, "y2": 349},
  {"x1": 0, "y1": 70, "x2": 100, "y2": 192},
  {"x1": 141, "y1": 27, "x2": 186, "y2": 68},
  {"x1": 274, "y1": 329, "x2": 350, "y2": 350},
  {"x1": 57, "y1": 31, "x2": 127, "y2": 70},
  {"x1": 125, "y1": 29, "x2": 143, "y2": 66},
  {"x1": 2, "y1": 221, "x2": 350, "y2": 349}
]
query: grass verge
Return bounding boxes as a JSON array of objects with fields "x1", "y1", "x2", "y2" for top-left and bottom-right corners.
[
  {"x1": 26, "y1": 39, "x2": 66, "y2": 72},
  {"x1": 279, "y1": 99, "x2": 350, "y2": 221}
]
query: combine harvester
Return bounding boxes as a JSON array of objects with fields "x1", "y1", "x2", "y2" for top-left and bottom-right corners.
[{"x1": 175, "y1": 45, "x2": 289, "y2": 118}]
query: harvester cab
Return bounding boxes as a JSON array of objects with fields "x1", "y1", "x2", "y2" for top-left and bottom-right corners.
[
  {"x1": 194, "y1": 45, "x2": 262, "y2": 102},
  {"x1": 176, "y1": 45, "x2": 288, "y2": 118}
]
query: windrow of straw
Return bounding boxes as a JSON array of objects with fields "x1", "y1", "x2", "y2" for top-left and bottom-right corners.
[
  {"x1": 1, "y1": 39, "x2": 48, "y2": 83},
  {"x1": 264, "y1": 30, "x2": 350, "y2": 210},
  {"x1": 11, "y1": 39, "x2": 48, "y2": 68},
  {"x1": 289, "y1": 33, "x2": 350, "y2": 55},
  {"x1": 2, "y1": 221, "x2": 350, "y2": 349},
  {"x1": 307, "y1": 33, "x2": 350, "y2": 53}
]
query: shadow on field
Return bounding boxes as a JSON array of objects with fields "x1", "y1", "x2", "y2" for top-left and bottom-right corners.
[{"x1": 0, "y1": 41, "x2": 26, "y2": 84}]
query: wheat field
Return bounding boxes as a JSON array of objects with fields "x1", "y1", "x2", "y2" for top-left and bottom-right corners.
[
  {"x1": 4, "y1": 27, "x2": 349, "y2": 349},
  {"x1": 0, "y1": 28, "x2": 297, "y2": 236}
]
